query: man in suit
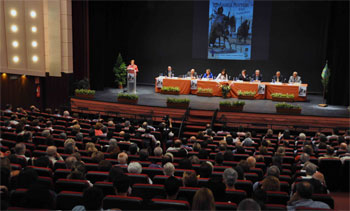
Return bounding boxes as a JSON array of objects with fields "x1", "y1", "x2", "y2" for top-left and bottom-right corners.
[
  {"x1": 165, "y1": 66, "x2": 174, "y2": 77},
  {"x1": 186, "y1": 68, "x2": 198, "y2": 79},
  {"x1": 288, "y1": 71, "x2": 302, "y2": 83},
  {"x1": 238, "y1": 69, "x2": 250, "y2": 81},
  {"x1": 251, "y1": 69, "x2": 263, "y2": 82},
  {"x1": 272, "y1": 71, "x2": 284, "y2": 83}
]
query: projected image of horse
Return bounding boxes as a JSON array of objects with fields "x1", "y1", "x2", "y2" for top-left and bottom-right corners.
[{"x1": 237, "y1": 19, "x2": 250, "y2": 44}]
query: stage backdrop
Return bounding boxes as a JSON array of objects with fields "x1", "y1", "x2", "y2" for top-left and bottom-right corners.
[{"x1": 86, "y1": 1, "x2": 348, "y2": 105}]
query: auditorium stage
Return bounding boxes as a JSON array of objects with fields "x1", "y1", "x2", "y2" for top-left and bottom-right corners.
[{"x1": 86, "y1": 85, "x2": 348, "y2": 118}]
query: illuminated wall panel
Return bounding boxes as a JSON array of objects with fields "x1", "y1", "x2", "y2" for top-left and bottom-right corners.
[{"x1": 0, "y1": 1, "x2": 8, "y2": 70}]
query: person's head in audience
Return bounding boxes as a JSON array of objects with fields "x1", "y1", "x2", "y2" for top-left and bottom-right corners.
[
  {"x1": 206, "y1": 177, "x2": 226, "y2": 201},
  {"x1": 64, "y1": 138, "x2": 76, "y2": 154},
  {"x1": 183, "y1": 171, "x2": 198, "y2": 187},
  {"x1": 236, "y1": 145, "x2": 246, "y2": 154},
  {"x1": 173, "y1": 139, "x2": 182, "y2": 148},
  {"x1": 199, "y1": 162, "x2": 213, "y2": 178},
  {"x1": 189, "y1": 155, "x2": 200, "y2": 164},
  {"x1": 295, "y1": 181, "x2": 314, "y2": 200},
  {"x1": 108, "y1": 166, "x2": 124, "y2": 182},
  {"x1": 326, "y1": 145, "x2": 335, "y2": 156},
  {"x1": 238, "y1": 160, "x2": 250, "y2": 172},
  {"x1": 303, "y1": 145, "x2": 314, "y2": 155},
  {"x1": 255, "y1": 155, "x2": 264, "y2": 163},
  {"x1": 68, "y1": 161, "x2": 87, "y2": 180},
  {"x1": 65, "y1": 156, "x2": 78, "y2": 169},
  {"x1": 139, "y1": 148, "x2": 149, "y2": 161},
  {"x1": 128, "y1": 162, "x2": 142, "y2": 174},
  {"x1": 179, "y1": 158, "x2": 192, "y2": 169},
  {"x1": 247, "y1": 156, "x2": 256, "y2": 168},
  {"x1": 267, "y1": 165, "x2": 280, "y2": 178},
  {"x1": 91, "y1": 151, "x2": 104, "y2": 163},
  {"x1": 224, "y1": 150, "x2": 234, "y2": 161},
  {"x1": 79, "y1": 187, "x2": 104, "y2": 211},
  {"x1": 164, "y1": 176, "x2": 182, "y2": 200},
  {"x1": 312, "y1": 171, "x2": 326, "y2": 185},
  {"x1": 163, "y1": 162, "x2": 175, "y2": 176},
  {"x1": 118, "y1": 152, "x2": 128, "y2": 165},
  {"x1": 215, "y1": 152, "x2": 224, "y2": 166},
  {"x1": 234, "y1": 165, "x2": 245, "y2": 180},
  {"x1": 237, "y1": 198, "x2": 261, "y2": 211},
  {"x1": 192, "y1": 188, "x2": 215, "y2": 211},
  {"x1": 261, "y1": 176, "x2": 280, "y2": 191},
  {"x1": 17, "y1": 167, "x2": 38, "y2": 188},
  {"x1": 271, "y1": 155, "x2": 282, "y2": 170},
  {"x1": 198, "y1": 148, "x2": 208, "y2": 159},
  {"x1": 340, "y1": 142, "x2": 347, "y2": 150},
  {"x1": 128, "y1": 143, "x2": 138, "y2": 155},
  {"x1": 300, "y1": 153, "x2": 310, "y2": 164},
  {"x1": 113, "y1": 174, "x2": 131, "y2": 196},
  {"x1": 299, "y1": 133, "x2": 306, "y2": 141},
  {"x1": 193, "y1": 142, "x2": 201, "y2": 152},
  {"x1": 177, "y1": 148, "x2": 188, "y2": 158},
  {"x1": 223, "y1": 168, "x2": 238, "y2": 189},
  {"x1": 276, "y1": 146, "x2": 285, "y2": 156},
  {"x1": 98, "y1": 160, "x2": 112, "y2": 171},
  {"x1": 304, "y1": 162, "x2": 317, "y2": 176},
  {"x1": 23, "y1": 184, "x2": 54, "y2": 209},
  {"x1": 154, "y1": 146, "x2": 163, "y2": 157},
  {"x1": 34, "y1": 156, "x2": 51, "y2": 168},
  {"x1": 161, "y1": 154, "x2": 173, "y2": 166},
  {"x1": 15, "y1": 143, "x2": 26, "y2": 156}
]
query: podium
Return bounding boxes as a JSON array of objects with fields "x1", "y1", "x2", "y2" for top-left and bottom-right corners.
[{"x1": 127, "y1": 68, "x2": 137, "y2": 93}]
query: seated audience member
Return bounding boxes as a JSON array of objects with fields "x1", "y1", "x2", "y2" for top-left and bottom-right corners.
[
  {"x1": 186, "y1": 68, "x2": 198, "y2": 79},
  {"x1": 182, "y1": 171, "x2": 198, "y2": 187},
  {"x1": 216, "y1": 68, "x2": 228, "y2": 80},
  {"x1": 34, "y1": 156, "x2": 52, "y2": 168},
  {"x1": 113, "y1": 174, "x2": 131, "y2": 196},
  {"x1": 179, "y1": 158, "x2": 193, "y2": 169},
  {"x1": 301, "y1": 162, "x2": 317, "y2": 179},
  {"x1": 319, "y1": 145, "x2": 339, "y2": 159},
  {"x1": 192, "y1": 188, "x2": 216, "y2": 211},
  {"x1": 261, "y1": 176, "x2": 280, "y2": 191},
  {"x1": 164, "y1": 176, "x2": 182, "y2": 200},
  {"x1": 64, "y1": 138, "x2": 77, "y2": 154},
  {"x1": 247, "y1": 156, "x2": 256, "y2": 168},
  {"x1": 252, "y1": 189, "x2": 267, "y2": 210},
  {"x1": 251, "y1": 69, "x2": 263, "y2": 82},
  {"x1": 128, "y1": 162, "x2": 142, "y2": 174},
  {"x1": 91, "y1": 151, "x2": 104, "y2": 163},
  {"x1": 165, "y1": 66, "x2": 174, "y2": 77},
  {"x1": 215, "y1": 152, "x2": 224, "y2": 166},
  {"x1": 22, "y1": 184, "x2": 55, "y2": 210},
  {"x1": 153, "y1": 146, "x2": 163, "y2": 157},
  {"x1": 253, "y1": 165, "x2": 280, "y2": 191},
  {"x1": 117, "y1": 152, "x2": 128, "y2": 166},
  {"x1": 237, "y1": 198, "x2": 261, "y2": 211},
  {"x1": 272, "y1": 71, "x2": 284, "y2": 83},
  {"x1": 288, "y1": 71, "x2": 302, "y2": 83},
  {"x1": 72, "y1": 187, "x2": 104, "y2": 211},
  {"x1": 65, "y1": 156, "x2": 78, "y2": 169},
  {"x1": 238, "y1": 69, "x2": 250, "y2": 81},
  {"x1": 198, "y1": 162, "x2": 213, "y2": 178},
  {"x1": 242, "y1": 132, "x2": 254, "y2": 146},
  {"x1": 223, "y1": 168, "x2": 238, "y2": 190},
  {"x1": 46, "y1": 146, "x2": 63, "y2": 165},
  {"x1": 98, "y1": 160, "x2": 112, "y2": 171},
  {"x1": 167, "y1": 139, "x2": 182, "y2": 152},
  {"x1": 17, "y1": 167, "x2": 38, "y2": 189},
  {"x1": 206, "y1": 177, "x2": 226, "y2": 201},
  {"x1": 202, "y1": 68, "x2": 214, "y2": 79},
  {"x1": 14, "y1": 143, "x2": 30, "y2": 161},
  {"x1": 4, "y1": 104, "x2": 12, "y2": 113},
  {"x1": 139, "y1": 149, "x2": 149, "y2": 161},
  {"x1": 287, "y1": 181, "x2": 330, "y2": 211},
  {"x1": 163, "y1": 162, "x2": 175, "y2": 176},
  {"x1": 311, "y1": 171, "x2": 328, "y2": 194},
  {"x1": 141, "y1": 128, "x2": 157, "y2": 145},
  {"x1": 108, "y1": 166, "x2": 125, "y2": 182}
]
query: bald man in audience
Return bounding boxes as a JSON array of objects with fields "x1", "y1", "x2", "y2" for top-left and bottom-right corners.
[
  {"x1": 247, "y1": 156, "x2": 256, "y2": 168},
  {"x1": 46, "y1": 146, "x2": 63, "y2": 165}
]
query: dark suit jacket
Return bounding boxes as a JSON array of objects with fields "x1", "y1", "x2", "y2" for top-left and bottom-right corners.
[
  {"x1": 164, "y1": 70, "x2": 174, "y2": 77},
  {"x1": 272, "y1": 75, "x2": 284, "y2": 82},
  {"x1": 238, "y1": 74, "x2": 250, "y2": 81},
  {"x1": 251, "y1": 74, "x2": 263, "y2": 81},
  {"x1": 186, "y1": 71, "x2": 198, "y2": 78}
]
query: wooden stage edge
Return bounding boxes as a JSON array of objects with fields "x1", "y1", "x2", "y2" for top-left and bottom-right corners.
[{"x1": 70, "y1": 98, "x2": 350, "y2": 129}]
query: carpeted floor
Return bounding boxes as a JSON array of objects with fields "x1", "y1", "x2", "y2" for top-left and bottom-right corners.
[
  {"x1": 330, "y1": 192, "x2": 350, "y2": 210},
  {"x1": 94, "y1": 85, "x2": 349, "y2": 118}
]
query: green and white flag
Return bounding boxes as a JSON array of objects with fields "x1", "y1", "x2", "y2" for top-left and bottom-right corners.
[{"x1": 321, "y1": 61, "x2": 329, "y2": 79}]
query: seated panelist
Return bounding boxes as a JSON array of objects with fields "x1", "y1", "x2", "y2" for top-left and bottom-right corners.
[
  {"x1": 238, "y1": 69, "x2": 250, "y2": 81},
  {"x1": 202, "y1": 69, "x2": 214, "y2": 79},
  {"x1": 272, "y1": 71, "x2": 284, "y2": 83},
  {"x1": 165, "y1": 66, "x2": 174, "y2": 77},
  {"x1": 251, "y1": 69, "x2": 263, "y2": 82},
  {"x1": 186, "y1": 68, "x2": 198, "y2": 79},
  {"x1": 288, "y1": 71, "x2": 302, "y2": 84},
  {"x1": 216, "y1": 68, "x2": 228, "y2": 81}
]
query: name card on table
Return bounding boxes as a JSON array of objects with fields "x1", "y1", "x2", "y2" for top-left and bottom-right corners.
[
  {"x1": 191, "y1": 80, "x2": 198, "y2": 90},
  {"x1": 298, "y1": 86, "x2": 307, "y2": 97},
  {"x1": 258, "y1": 84, "x2": 266, "y2": 94},
  {"x1": 156, "y1": 77, "x2": 163, "y2": 88}
]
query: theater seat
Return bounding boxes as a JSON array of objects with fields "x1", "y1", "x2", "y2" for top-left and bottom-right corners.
[
  {"x1": 151, "y1": 198, "x2": 190, "y2": 210},
  {"x1": 215, "y1": 201, "x2": 237, "y2": 210},
  {"x1": 141, "y1": 167, "x2": 164, "y2": 179},
  {"x1": 266, "y1": 191, "x2": 289, "y2": 205},
  {"x1": 235, "y1": 180, "x2": 253, "y2": 196},
  {"x1": 56, "y1": 191, "x2": 83, "y2": 210},
  {"x1": 319, "y1": 158, "x2": 342, "y2": 191},
  {"x1": 225, "y1": 189, "x2": 247, "y2": 204},
  {"x1": 9, "y1": 188, "x2": 27, "y2": 207},
  {"x1": 28, "y1": 166, "x2": 53, "y2": 178},
  {"x1": 94, "y1": 181, "x2": 115, "y2": 196},
  {"x1": 311, "y1": 194, "x2": 334, "y2": 209},
  {"x1": 37, "y1": 176, "x2": 54, "y2": 190},
  {"x1": 178, "y1": 187, "x2": 200, "y2": 205},
  {"x1": 55, "y1": 179, "x2": 90, "y2": 192},
  {"x1": 265, "y1": 204, "x2": 287, "y2": 210},
  {"x1": 54, "y1": 169, "x2": 71, "y2": 180},
  {"x1": 125, "y1": 173, "x2": 149, "y2": 185},
  {"x1": 103, "y1": 195, "x2": 143, "y2": 210},
  {"x1": 131, "y1": 183, "x2": 165, "y2": 201},
  {"x1": 86, "y1": 171, "x2": 108, "y2": 183}
]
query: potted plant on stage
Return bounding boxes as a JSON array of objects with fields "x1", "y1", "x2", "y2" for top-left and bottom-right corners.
[
  {"x1": 219, "y1": 100, "x2": 245, "y2": 112},
  {"x1": 75, "y1": 89, "x2": 96, "y2": 99},
  {"x1": 161, "y1": 86, "x2": 180, "y2": 95},
  {"x1": 237, "y1": 90, "x2": 256, "y2": 100},
  {"x1": 113, "y1": 53, "x2": 127, "y2": 89},
  {"x1": 197, "y1": 88, "x2": 213, "y2": 97},
  {"x1": 271, "y1": 93, "x2": 294, "y2": 102},
  {"x1": 166, "y1": 98, "x2": 190, "y2": 109},
  {"x1": 220, "y1": 84, "x2": 231, "y2": 98},
  {"x1": 117, "y1": 93, "x2": 138, "y2": 104},
  {"x1": 275, "y1": 102, "x2": 302, "y2": 114}
]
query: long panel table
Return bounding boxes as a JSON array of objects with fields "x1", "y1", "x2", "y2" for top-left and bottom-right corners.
[{"x1": 155, "y1": 77, "x2": 307, "y2": 101}]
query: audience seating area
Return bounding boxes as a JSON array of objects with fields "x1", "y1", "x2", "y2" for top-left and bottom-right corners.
[{"x1": 0, "y1": 106, "x2": 349, "y2": 210}]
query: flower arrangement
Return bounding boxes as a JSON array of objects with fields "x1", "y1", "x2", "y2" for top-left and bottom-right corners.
[
  {"x1": 275, "y1": 102, "x2": 301, "y2": 109},
  {"x1": 161, "y1": 86, "x2": 180, "y2": 95},
  {"x1": 275, "y1": 102, "x2": 302, "y2": 114},
  {"x1": 75, "y1": 89, "x2": 95, "y2": 99},
  {"x1": 197, "y1": 88, "x2": 213, "y2": 94},
  {"x1": 117, "y1": 93, "x2": 139, "y2": 100},
  {"x1": 220, "y1": 84, "x2": 231, "y2": 98},
  {"x1": 219, "y1": 100, "x2": 245, "y2": 112},
  {"x1": 237, "y1": 90, "x2": 256, "y2": 96},
  {"x1": 271, "y1": 93, "x2": 294, "y2": 99},
  {"x1": 166, "y1": 97, "x2": 190, "y2": 109}
]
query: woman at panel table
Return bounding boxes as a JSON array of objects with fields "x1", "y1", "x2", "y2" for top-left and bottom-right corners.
[
  {"x1": 216, "y1": 68, "x2": 228, "y2": 81},
  {"x1": 238, "y1": 69, "x2": 250, "y2": 81},
  {"x1": 202, "y1": 69, "x2": 214, "y2": 79},
  {"x1": 127, "y1": 59, "x2": 139, "y2": 76}
]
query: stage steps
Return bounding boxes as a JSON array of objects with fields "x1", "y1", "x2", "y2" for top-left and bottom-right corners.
[{"x1": 182, "y1": 110, "x2": 214, "y2": 137}]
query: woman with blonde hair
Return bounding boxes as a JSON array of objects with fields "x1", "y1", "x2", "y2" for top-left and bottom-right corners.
[{"x1": 192, "y1": 188, "x2": 216, "y2": 210}]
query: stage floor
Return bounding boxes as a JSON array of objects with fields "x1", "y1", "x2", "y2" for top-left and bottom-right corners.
[{"x1": 93, "y1": 85, "x2": 349, "y2": 118}]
